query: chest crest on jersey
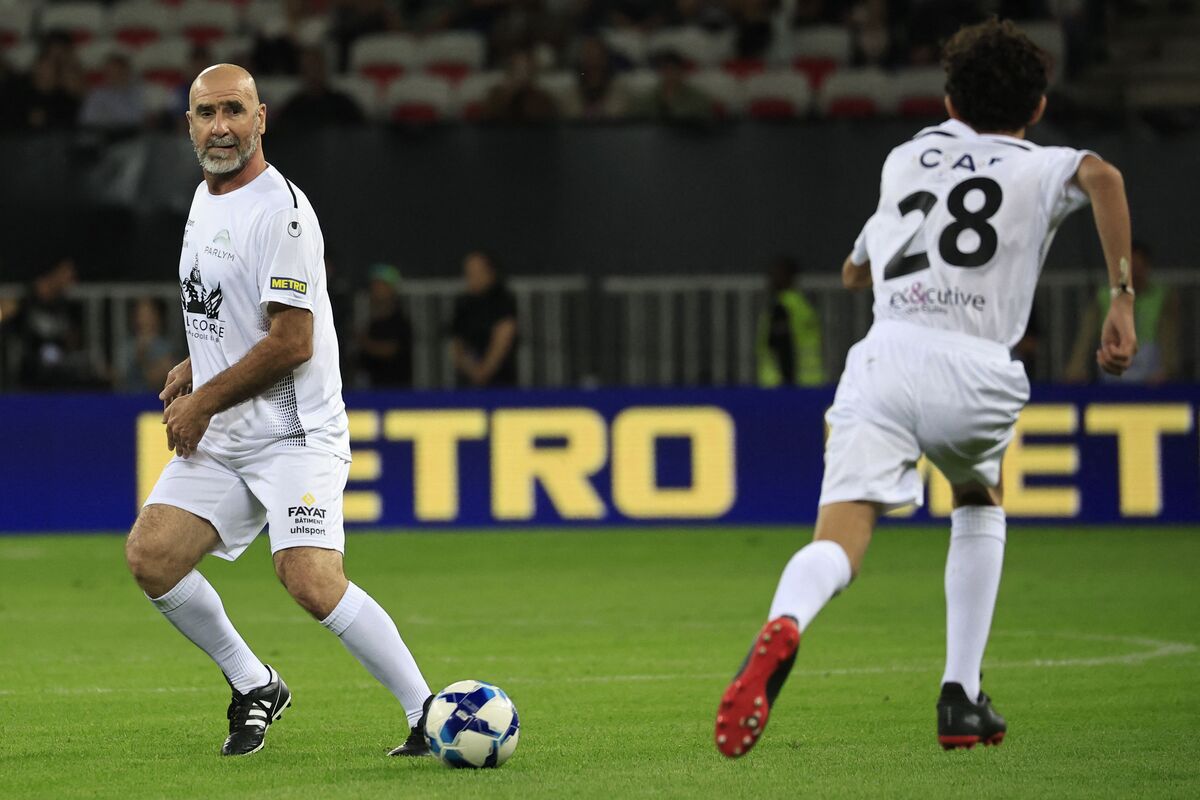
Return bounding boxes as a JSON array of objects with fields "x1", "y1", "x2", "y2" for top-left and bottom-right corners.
[{"x1": 180, "y1": 255, "x2": 227, "y2": 343}]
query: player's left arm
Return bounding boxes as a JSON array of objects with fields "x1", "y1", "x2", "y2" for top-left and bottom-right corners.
[
  {"x1": 842, "y1": 254, "x2": 872, "y2": 290},
  {"x1": 164, "y1": 303, "x2": 313, "y2": 457}
]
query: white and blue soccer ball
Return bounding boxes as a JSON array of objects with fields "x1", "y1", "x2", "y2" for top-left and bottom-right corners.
[{"x1": 423, "y1": 680, "x2": 520, "y2": 769}]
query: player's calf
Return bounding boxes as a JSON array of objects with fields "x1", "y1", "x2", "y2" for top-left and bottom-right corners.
[{"x1": 714, "y1": 617, "x2": 801, "y2": 758}]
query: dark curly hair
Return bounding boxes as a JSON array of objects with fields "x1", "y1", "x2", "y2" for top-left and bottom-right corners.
[{"x1": 942, "y1": 18, "x2": 1050, "y2": 134}]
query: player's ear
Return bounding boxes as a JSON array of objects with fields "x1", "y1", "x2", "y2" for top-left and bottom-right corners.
[
  {"x1": 258, "y1": 103, "x2": 267, "y2": 135},
  {"x1": 944, "y1": 95, "x2": 959, "y2": 121},
  {"x1": 1028, "y1": 95, "x2": 1047, "y2": 127}
]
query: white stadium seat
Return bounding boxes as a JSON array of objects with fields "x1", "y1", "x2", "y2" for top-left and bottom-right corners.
[
  {"x1": 4, "y1": 40, "x2": 37, "y2": 69},
  {"x1": 178, "y1": 1, "x2": 236, "y2": 46},
  {"x1": 40, "y1": 2, "x2": 106, "y2": 44},
  {"x1": 453, "y1": 70, "x2": 504, "y2": 120},
  {"x1": 417, "y1": 31, "x2": 485, "y2": 81},
  {"x1": 745, "y1": 71, "x2": 813, "y2": 118},
  {"x1": 892, "y1": 66, "x2": 945, "y2": 118},
  {"x1": 818, "y1": 67, "x2": 894, "y2": 118},
  {"x1": 351, "y1": 33, "x2": 420, "y2": 87},
  {"x1": 535, "y1": 70, "x2": 576, "y2": 111},
  {"x1": 330, "y1": 75, "x2": 380, "y2": 120},
  {"x1": 687, "y1": 68, "x2": 744, "y2": 116},
  {"x1": 0, "y1": 1, "x2": 35, "y2": 48},
  {"x1": 76, "y1": 39, "x2": 131, "y2": 85},
  {"x1": 209, "y1": 35, "x2": 253, "y2": 66},
  {"x1": 647, "y1": 26, "x2": 733, "y2": 68},
  {"x1": 777, "y1": 24, "x2": 851, "y2": 89},
  {"x1": 602, "y1": 28, "x2": 647, "y2": 66},
  {"x1": 614, "y1": 69, "x2": 658, "y2": 102},
  {"x1": 110, "y1": 0, "x2": 176, "y2": 49},
  {"x1": 133, "y1": 37, "x2": 189, "y2": 87},
  {"x1": 385, "y1": 74, "x2": 452, "y2": 123}
]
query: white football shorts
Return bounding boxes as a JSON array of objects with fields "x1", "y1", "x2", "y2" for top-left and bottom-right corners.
[
  {"x1": 144, "y1": 444, "x2": 350, "y2": 561},
  {"x1": 819, "y1": 320, "x2": 1030, "y2": 511}
]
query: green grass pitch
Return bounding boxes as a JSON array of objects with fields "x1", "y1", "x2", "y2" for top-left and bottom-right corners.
[{"x1": 2, "y1": 526, "x2": 1198, "y2": 799}]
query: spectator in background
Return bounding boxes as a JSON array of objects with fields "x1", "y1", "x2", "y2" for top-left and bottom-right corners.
[
  {"x1": 356, "y1": 264, "x2": 414, "y2": 388},
  {"x1": 756, "y1": 256, "x2": 825, "y2": 387},
  {"x1": 481, "y1": 49, "x2": 559, "y2": 123},
  {"x1": 79, "y1": 53, "x2": 145, "y2": 130},
  {"x1": 0, "y1": 257, "x2": 107, "y2": 389},
  {"x1": 450, "y1": 251, "x2": 519, "y2": 388},
  {"x1": 631, "y1": 51, "x2": 714, "y2": 121},
  {"x1": 251, "y1": 0, "x2": 315, "y2": 76},
  {"x1": 21, "y1": 34, "x2": 84, "y2": 129},
  {"x1": 168, "y1": 45, "x2": 215, "y2": 120},
  {"x1": 1065, "y1": 240, "x2": 1179, "y2": 384},
  {"x1": 119, "y1": 298, "x2": 178, "y2": 392},
  {"x1": 277, "y1": 46, "x2": 365, "y2": 128},
  {"x1": 331, "y1": 0, "x2": 406, "y2": 71},
  {"x1": 729, "y1": 0, "x2": 775, "y2": 60},
  {"x1": 561, "y1": 36, "x2": 631, "y2": 120}
]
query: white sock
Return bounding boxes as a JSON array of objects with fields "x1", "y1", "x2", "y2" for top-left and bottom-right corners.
[
  {"x1": 321, "y1": 582, "x2": 432, "y2": 726},
  {"x1": 767, "y1": 539, "x2": 853, "y2": 632},
  {"x1": 150, "y1": 570, "x2": 271, "y2": 694},
  {"x1": 941, "y1": 506, "x2": 1006, "y2": 702}
]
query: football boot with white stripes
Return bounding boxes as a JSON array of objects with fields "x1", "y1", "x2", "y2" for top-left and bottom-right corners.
[
  {"x1": 220, "y1": 665, "x2": 292, "y2": 756},
  {"x1": 388, "y1": 694, "x2": 434, "y2": 757}
]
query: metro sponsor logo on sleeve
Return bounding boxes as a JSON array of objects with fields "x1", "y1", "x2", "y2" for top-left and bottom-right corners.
[{"x1": 270, "y1": 277, "x2": 308, "y2": 295}]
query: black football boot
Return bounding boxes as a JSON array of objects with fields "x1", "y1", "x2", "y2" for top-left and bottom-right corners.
[
  {"x1": 388, "y1": 694, "x2": 435, "y2": 757},
  {"x1": 937, "y1": 682, "x2": 1007, "y2": 750},
  {"x1": 221, "y1": 665, "x2": 292, "y2": 756}
]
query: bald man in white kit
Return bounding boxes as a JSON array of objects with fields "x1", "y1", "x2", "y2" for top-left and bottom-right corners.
[{"x1": 124, "y1": 64, "x2": 434, "y2": 758}]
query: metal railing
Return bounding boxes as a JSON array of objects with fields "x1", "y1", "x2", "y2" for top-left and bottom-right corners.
[{"x1": 2, "y1": 270, "x2": 1198, "y2": 391}]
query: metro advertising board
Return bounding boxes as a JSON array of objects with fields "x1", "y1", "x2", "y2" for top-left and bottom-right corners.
[{"x1": 1, "y1": 387, "x2": 1197, "y2": 532}]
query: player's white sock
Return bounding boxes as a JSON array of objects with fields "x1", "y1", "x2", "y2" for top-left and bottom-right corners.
[
  {"x1": 321, "y1": 582, "x2": 432, "y2": 726},
  {"x1": 941, "y1": 506, "x2": 1006, "y2": 702},
  {"x1": 767, "y1": 539, "x2": 853, "y2": 632},
  {"x1": 149, "y1": 570, "x2": 271, "y2": 694}
]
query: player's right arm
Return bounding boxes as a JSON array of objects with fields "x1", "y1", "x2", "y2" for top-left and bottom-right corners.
[
  {"x1": 842, "y1": 254, "x2": 872, "y2": 290},
  {"x1": 1075, "y1": 155, "x2": 1136, "y2": 376}
]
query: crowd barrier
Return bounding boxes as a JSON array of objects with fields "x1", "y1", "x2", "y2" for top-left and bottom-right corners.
[{"x1": 2, "y1": 386, "x2": 1197, "y2": 532}]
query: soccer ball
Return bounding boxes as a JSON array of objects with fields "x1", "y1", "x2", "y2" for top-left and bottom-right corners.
[{"x1": 423, "y1": 680, "x2": 520, "y2": 768}]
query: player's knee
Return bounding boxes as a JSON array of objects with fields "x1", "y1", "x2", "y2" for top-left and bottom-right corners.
[
  {"x1": 125, "y1": 529, "x2": 171, "y2": 593},
  {"x1": 274, "y1": 549, "x2": 346, "y2": 619}
]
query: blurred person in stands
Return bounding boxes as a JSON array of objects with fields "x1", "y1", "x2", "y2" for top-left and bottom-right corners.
[
  {"x1": 251, "y1": 0, "x2": 314, "y2": 76},
  {"x1": 331, "y1": 0, "x2": 406, "y2": 70},
  {"x1": 277, "y1": 46, "x2": 365, "y2": 128},
  {"x1": 356, "y1": 264, "x2": 413, "y2": 388},
  {"x1": 169, "y1": 45, "x2": 215, "y2": 120},
  {"x1": 80, "y1": 52, "x2": 146, "y2": 130},
  {"x1": 1066, "y1": 240, "x2": 1178, "y2": 384},
  {"x1": 631, "y1": 51, "x2": 714, "y2": 121},
  {"x1": 481, "y1": 49, "x2": 559, "y2": 123},
  {"x1": 119, "y1": 298, "x2": 179, "y2": 393},
  {"x1": 729, "y1": 0, "x2": 775, "y2": 60},
  {"x1": 0, "y1": 257, "x2": 107, "y2": 389},
  {"x1": 561, "y1": 36, "x2": 631, "y2": 120},
  {"x1": 450, "y1": 251, "x2": 518, "y2": 388},
  {"x1": 20, "y1": 32, "x2": 84, "y2": 129},
  {"x1": 757, "y1": 256, "x2": 825, "y2": 387},
  {"x1": 0, "y1": 51, "x2": 25, "y2": 131}
]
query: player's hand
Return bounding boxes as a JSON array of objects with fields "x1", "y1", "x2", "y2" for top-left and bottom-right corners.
[
  {"x1": 160, "y1": 358, "x2": 193, "y2": 411},
  {"x1": 1096, "y1": 295, "x2": 1137, "y2": 376},
  {"x1": 163, "y1": 392, "x2": 212, "y2": 459}
]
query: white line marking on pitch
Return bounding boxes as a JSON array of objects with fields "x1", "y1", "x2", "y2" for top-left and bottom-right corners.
[{"x1": 0, "y1": 632, "x2": 1191, "y2": 697}]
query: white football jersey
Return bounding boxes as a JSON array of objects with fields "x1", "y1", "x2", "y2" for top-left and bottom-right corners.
[
  {"x1": 852, "y1": 118, "x2": 1096, "y2": 348},
  {"x1": 178, "y1": 165, "x2": 350, "y2": 461}
]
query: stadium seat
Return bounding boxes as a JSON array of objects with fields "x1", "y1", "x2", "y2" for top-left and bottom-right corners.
[
  {"x1": 4, "y1": 40, "x2": 36, "y2": 70},
  {"x1": 133, "y1": 37, "x2": 189, "y2": 88},
  {"x1": 614, "y1": 69, "x2": 658, "y2": 104},
  {"x1": 647, "y1": 26, "x2": 733, "y2": 69},
  {"x1": 744, "y1": 71, "x2": 813, "y2": 119},
  {"x1": 601, "y1": 28, "x2": 647, "y2": 67},
  {"x1": 687, "y1": 69, "x2": 744, "y2": 117},
  {"x1": 110, "y1": 0, "x2": 176, "y2": 49},
  {"x1": 0, "y1": 1, "x2": 34, "y2": 49},
  {"x1": 453, "y1": 70, "x2": 504, "y2": 120},
  {"x1": 141, "y1": 80, "x2": 175, "y2": 116},
  {"x1": 77, "y1": 39, "x2": 132, "y2": 85},
  {"x1": 722, "y1": 57, "x2": 766, "y2": 80},
  {"x1": 40, "y1": 2, "x2": 106, "y2": 44},
  {"x1": 893, "y1": 67, "x2": 946, "y2": 118},
  {"x1": 535, "y1": 71, "x2": 576, "y2": 113},
  {"x1": 818, "y1": 68, "x2": 893, "y2": 118},
  {"x1": 178, "y1": 1, "x2": 237, "y2": 46},
  {"x1": 417, "y1": 31, "x2": 485, "y2": 83},
  {"x1": 350, "y1": 33, "x2": 419, "y2": 89},
  {"x1": 779, "y1": 24, "x2": 851, "y2": 89},
  {"x1": 1020, "y1": 20, "x2": 1065, "y2": 84},
  {"x1": 385, "y1": 74, "x2": 452, "y2": 123},
  {"x1": 254, "y1": 76, "x2": 301, "y2": 109},
  {"x1": 210, "y1": 35, "x2": 253, "y2": 66},
  {"x1": 330, "y1": 74, "x2": 380, "y2": 121}
]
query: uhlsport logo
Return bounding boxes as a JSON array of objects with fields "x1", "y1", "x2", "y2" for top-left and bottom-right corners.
[
  {"x1": 180, "y1": 256, "x2": 226, "y2": 342},
  {"x1": 288, "y1": 492, "x2": 328, "y2": 536},
  {"x1": 889, "y1": 281, "x2": 986, "y2": 315}
]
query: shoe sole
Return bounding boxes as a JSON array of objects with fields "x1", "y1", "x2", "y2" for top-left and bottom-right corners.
[
  {"x1": 938, "y1": 731, "x2": 1005, "y2": 750},
  {"x1": 225, "y1": 696, "x2": 292, "y2": 757},
  {"x1": 715, "y1": 617, "x2": 800, "y2": 759}
]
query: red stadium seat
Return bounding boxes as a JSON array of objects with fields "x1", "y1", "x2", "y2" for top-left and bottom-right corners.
[
  {"x1": 0, "y1": 2, "x2": 34, "y2": 48},
  {"x1": 778, "y1": 25, "x2": 850, "y2": 90},
  {"x1": 178, "y1": 1, "x2": 236, "y2": 46},
  {"x1": 818, "y1": 68, "x2": 893, "y2": 118},
  {"x1": 351, "y1": 33, "x2": 419, "y2": 89},
  {"x1": 40, "y1": 2, "x2": 106, "y2": 44},
  {"x1": 687, "y1": 69, "x2": 744, "y2": 117},
  {"x1": 418, "y1": 32, "x2": 485, "y2": 83},
  {"x1": 110, "y1": 0, "x2": 176, "y2": 49},
  {"x1": 385, "y1": 75, "x2": 452, "y2": 123},
  {"x1": 893, "y1": 67, "x2": 946, "y2": 118},
  {"x1": 722, "y1": 58, "x2": 766, "y2": 80},
  {"x1": 134, "y1": 37, "x2": 189, "y2": 87},
  {"x1": 77, "y1": 40, "x2": 133, "y2": 86},
  {"x1": 745, "y1": 71, "x2": 813, "y2": 119},
  {"x1": 647, "y1": 26, "x2": 733, "y2": 69}
]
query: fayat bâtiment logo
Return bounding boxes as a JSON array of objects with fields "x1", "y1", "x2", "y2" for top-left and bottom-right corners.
[{"x1": 180, "y1": 255, "x2": 226, "y2": 342}]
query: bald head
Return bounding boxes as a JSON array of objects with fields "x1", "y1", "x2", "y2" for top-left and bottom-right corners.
[{"x1": 189, "y1": 63, "x2": 259, "y2": 109}]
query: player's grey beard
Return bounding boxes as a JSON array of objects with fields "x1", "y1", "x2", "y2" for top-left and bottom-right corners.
[{"x1": 195, "y1": 124, "x2": 261, "y2": 175}]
